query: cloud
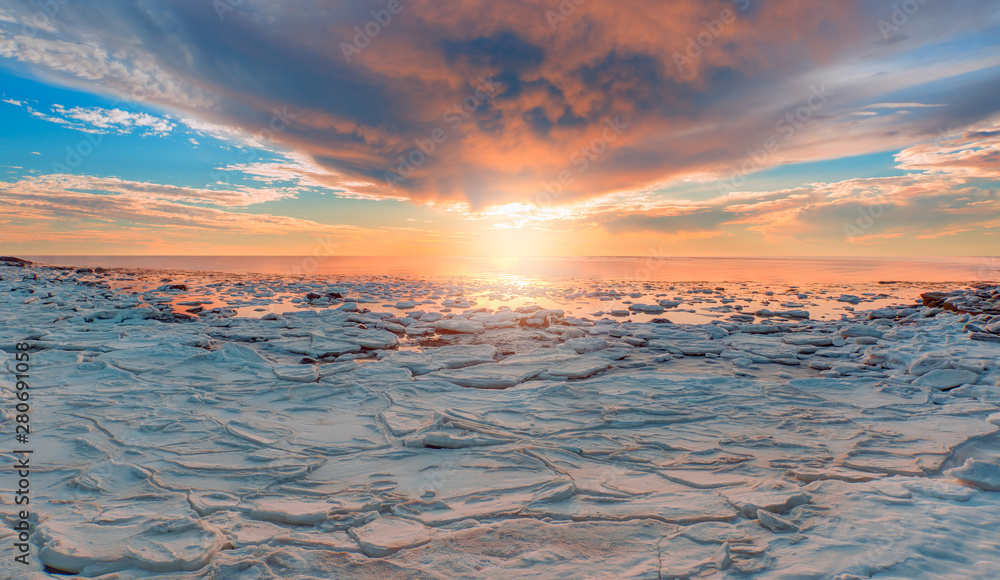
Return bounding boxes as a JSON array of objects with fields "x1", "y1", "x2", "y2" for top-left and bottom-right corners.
[
  {"x1": 2, "y1": 173, "x2": 299, "y2": 208},
  {"x1": 465, "y1": 123, "x2": 1000, "y2": 250},
  {"x1": 24, "y1": 104, "x2": 176, "y2": 135},
  {"x1": 0, "y1": 0, "x2": 996, "y2": 210},
  {"x1": 0, "y1": 174, "x2": 360, "y2": 236},
  {"x1": 895, "y1": 127, "x2": 1000, "y2": 179},
  {"x1": 863, "y1": 102, "x2": 945, "y2": 109}
]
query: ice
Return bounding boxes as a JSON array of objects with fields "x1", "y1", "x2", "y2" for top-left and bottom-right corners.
[
  {"x1": 913, "y1": 369, "x2": 979, "y2": 390},
  {"x1": 434, "y1": 318, "x2": 485, "y2": 334},
  {"x1": 348, "y1": 517, "x2": 437, "y2": 557},
  {"x1": 560, "y1": 337, "x2": 610, "y2": 354},
  {"x1": 3, "y1": 263, "x2": 1000, "y2": 579},
  {"x1": 947, "y1": 458, "x2": 1000, "y2": 491},
  {"x1": 756, "y1": 509, "x2": 800, "y2": 533},
  {"x1": 424, "y1": 363, "x2": 543, "y2": 389},
  {"x1": 37, "y1": 517, "x2": 226, "y2": 575},
  {"x1": 546, "y1": 356, "x2": 612, "y2": 379},
  {"x1": 273, "y1": 364, "x2": 319, "y2": 382}
]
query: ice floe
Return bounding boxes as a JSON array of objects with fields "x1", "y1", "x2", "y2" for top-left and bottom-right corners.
[{"x1": 1, "y1": 262, "x2": 999, "y2": 579}]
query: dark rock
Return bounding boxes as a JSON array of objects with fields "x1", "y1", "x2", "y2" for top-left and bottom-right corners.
[
  {"x1": 921, "y1": 292, "x2": 952, "y2": 308},
  {"x1": 650, "y1": 318, "x2": 673, "y2": 324},
  {"x1": 0, "y1": 256, "x2": 32, "y2": 267},
  {"x1": 969, "y1": 333, "x2": 1000, "y2": 343}
]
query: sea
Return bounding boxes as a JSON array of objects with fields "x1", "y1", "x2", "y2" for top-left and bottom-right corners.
[{"x1": 21, "y1": 255, "x2": 1000, "y2": 283}]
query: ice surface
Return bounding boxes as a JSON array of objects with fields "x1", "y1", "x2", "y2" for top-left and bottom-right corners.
[{"x1": 2, "y1": 264, "x2": 999, "y2": 579}]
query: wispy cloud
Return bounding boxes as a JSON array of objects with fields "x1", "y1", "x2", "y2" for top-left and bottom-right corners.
[
  {"x1": 0, "y1": 176, "x2": 360, "y2": 236},
  {"x1": 16, "y1": 102, "x2": 176, "y2": 136},
  {"x1": 1, "y1": 173, "x2": 298, "y2": 207}
]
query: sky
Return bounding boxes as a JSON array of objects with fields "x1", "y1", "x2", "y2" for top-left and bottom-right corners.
[{"x1": 0, "y1": 0, "x2": 998, "y2": 257}]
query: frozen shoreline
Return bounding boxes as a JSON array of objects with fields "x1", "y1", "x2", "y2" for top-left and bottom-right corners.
[{"x1": 2, "y1": 258, "x2": 999, "y2": 579}]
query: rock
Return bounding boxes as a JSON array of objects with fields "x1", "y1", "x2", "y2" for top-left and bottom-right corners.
[
  {"x1": 947, "y1": 458, "x2": 1000, "y2": 491},
  {"x1": 395, "y1": 301, "x2": 417, "y2": 309},
  {"x1": 912, "y1": 369, "x2": 978, "y2": 390},
  {"x1": 921, "y1": 291, "x2": 957, "y2": 309},
  {"x1": 0, "y1": 256, "x2": 32, "y2": 267},
  {"x1": 435, "y1": 318, "x2": 485, "y2": 334},
  {"x1": 970, "y1": 332, "x2": 1000, "y2": 343}
]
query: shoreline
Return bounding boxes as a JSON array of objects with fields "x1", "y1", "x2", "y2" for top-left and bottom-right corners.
[{"x1": 8, "y1": 255, "x2": 998, "y2": 285}]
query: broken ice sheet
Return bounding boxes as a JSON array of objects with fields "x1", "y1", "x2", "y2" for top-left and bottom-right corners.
[{"x1": 3, "y1": 263, "x2": 1000, "y2": 578}]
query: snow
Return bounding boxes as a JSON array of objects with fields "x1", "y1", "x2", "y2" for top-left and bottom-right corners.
[{"x1": 2, "y1": 263, "x2": 999, "y2": 579}]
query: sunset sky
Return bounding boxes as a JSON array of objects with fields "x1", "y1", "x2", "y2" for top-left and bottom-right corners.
[{"x1": 1, "y1": 0, "x2": 998, "y2": 257}]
